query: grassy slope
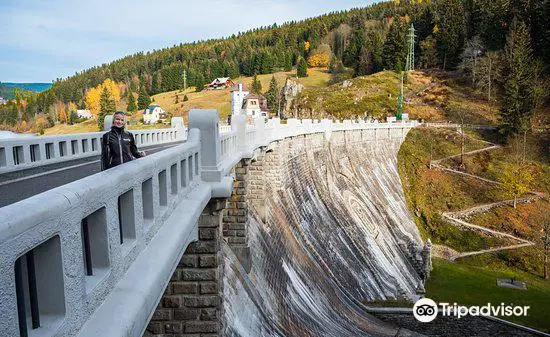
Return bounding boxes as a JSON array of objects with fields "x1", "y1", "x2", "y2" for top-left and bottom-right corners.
[
  {"x1": 427, "y1": 258, "x2": 550, "y2": 332},
  {"x1": 150, "y1": 68, "x2": 331, "y2": 123}
]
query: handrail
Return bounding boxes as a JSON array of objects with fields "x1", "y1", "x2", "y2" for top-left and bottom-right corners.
[{"x1": 0, "y1": 127, "x2": 186, "y2": 174}]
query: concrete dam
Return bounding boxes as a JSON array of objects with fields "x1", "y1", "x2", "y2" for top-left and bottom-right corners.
[{"x1": 221, "y1": 131, "x2": 426, "y2": 336}]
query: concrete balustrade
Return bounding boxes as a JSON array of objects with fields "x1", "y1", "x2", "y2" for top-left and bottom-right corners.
[
  {"x1": 0, "y1": 126, "x2": 186, "y2": 174},
  {"x1": 0, "y1": 111, "x2": 418, "y2": 337}
]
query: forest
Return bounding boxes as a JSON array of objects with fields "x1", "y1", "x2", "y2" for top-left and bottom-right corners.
[{"x1": 0, "y1": 0, "x2": 548, "y2": 135}]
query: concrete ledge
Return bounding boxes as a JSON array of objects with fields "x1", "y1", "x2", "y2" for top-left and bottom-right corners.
[{"x1": 77, "y1": 184, "x2": 211, "y2": 337}]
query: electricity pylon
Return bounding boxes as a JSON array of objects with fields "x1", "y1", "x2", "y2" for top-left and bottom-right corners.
[
  {"x1": 405, "y1": 23, "x2": 416, "y2": 72},
  {"x1": 399, "y1": 23, "x2": 416, "y2": 120}
]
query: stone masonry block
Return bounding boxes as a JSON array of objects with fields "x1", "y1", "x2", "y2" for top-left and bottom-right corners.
[
  {"x1": 152, "y1": 309, "x2": 172, "y2": 321},
  {"x1": 199, "y1": 255, "x2": 218, "y2": 268},
  {"x1": 147, "y1": 322, "x2": 164, "y2": 334},
  {"x1": 228, "y1": 224, "x2": 245, "y2": 231},
  {"x1": 185, "y1": 240, "x2": 219, "y2": 254},
  {"x1": 200, "y1": 308, "x2": 218, "y2": 321},
  {"x1": 173, "y1": 308, "x2": 199, "y2": 321},
  {"x1": 172, "y1": 282, "x2": 198, "y2": 295},
  {"x1": 164, "y1": 322, "x2": 183, "y2": 334},
  {"x1": 199, "y1": 282, "x2": 219, "y2": 295},
  {"x1": 182, "y1": 269, "x2": 217, "y2": 282},
  {"x1": 163, "y1": 295, "x2": 182, "y2": 308},
  {"x1": 185, "y1": 321, "x2": 220, "y2": 333},
  {"x1": 195, "y1": 295, "x2": 221, "y2": 308},
  {"x1": 199, "y1": 214, "x2": 222, "y2": 228},
  {"x1": 228, "y1": 237, "x2": 246, "y2": 244},
  {"x1": 199, "y1": 227, "x2": 218, "y2": 240},
  {"x1": 179, "y1": 255, "x2": 198, "y2": 268}
]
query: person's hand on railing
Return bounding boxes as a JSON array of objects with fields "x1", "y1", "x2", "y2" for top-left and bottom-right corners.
[{"x1": 139, "y1": 151, "x2": 146, "y2": 157}]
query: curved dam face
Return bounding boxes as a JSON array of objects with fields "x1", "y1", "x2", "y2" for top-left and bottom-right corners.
[{"x1": 224, "y1": 130, "x2": 425, "y2": 337}]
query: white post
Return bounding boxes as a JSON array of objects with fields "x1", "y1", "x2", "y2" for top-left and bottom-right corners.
[
  {"x1": 232, "y1": 114, "x2": 247, "y2": 153},
  {"x1": 321, "y1": 119, "x2": 333, "y2": 141},
  {"x1": 254, "y1": 117, "x2": 265, "y2": 146},
  {"x1": 189, "y1": 109, "x2": 221, "y2": 182}
]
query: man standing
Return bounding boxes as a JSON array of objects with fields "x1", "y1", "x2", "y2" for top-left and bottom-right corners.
[{"x1": 101, "y1": 111, "x2": 145, "y2": 170}]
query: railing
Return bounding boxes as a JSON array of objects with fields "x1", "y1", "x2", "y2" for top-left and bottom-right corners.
[
  {"x1": 0, "y1": 110, "x2": 419, "y2": 337},
  {"x1": 0, "y1": 127, "x2": 186, "y2": 174}
]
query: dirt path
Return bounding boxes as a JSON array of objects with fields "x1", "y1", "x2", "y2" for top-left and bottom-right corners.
[{"x1": 426, "y1": 137, "x2": 544, "y2": 261}]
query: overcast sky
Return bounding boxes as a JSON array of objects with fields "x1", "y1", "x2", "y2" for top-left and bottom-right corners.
[{"x1": 0, "y1": 0, "x2": 379, "y2": 83}]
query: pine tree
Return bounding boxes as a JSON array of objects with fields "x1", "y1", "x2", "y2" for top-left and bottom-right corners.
[
  {"x1": 419, "y1": 35, "x2": 438, "y2": 69},
  {"x1": 98, "y1": 87, "x2": 116, "y2": 131},
  {"x1": 297, "y1": 58, "x2": 308, "y2": 77},
  {"x1": 127, "y1": 91, "x2": 137, "y2": 112},
  {"x1": 382, "y1": 18, "x2": 407, "y2": 71},
  {"x1": 265, "y1": 76, "x2": 279, "y2": 114},
  {"x1": 137, "y1": 86, "x2": 151, "y2": 110},
  {"x1": 251, "y1": 74, "x2": 262, "y2": 94},
  {"x1": 499, "y1": 19, "x2": 536, "y2": 135}
]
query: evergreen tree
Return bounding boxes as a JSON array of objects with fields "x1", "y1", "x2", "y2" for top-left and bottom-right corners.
[
  {"x1": 419, "y1": 35, "x2": 438, "y2": 69},
  {"x1": 265, "y1": 76, "x2": 279, "y2": 114},
  {"x1": 499, "y1": 19, "x2": 536, "y2": 135},
  {"x1": 137, "y1": 86, "x2": 151, "y2": 110},
  {"x1": 127, "y1": 91, "x2": 137, "y2": 112},
  {"x1": 382, "y1": 18, "x2": 407, "y2": 72},
  {"x1": 297, "y1": 57, "x2": 308, "y2": 77},
  {"x1": 434, "y1": 0, "x2": 465, "y2": 69},
  {"x1": 343, "y1": 26, "x2": 366, "y2": 69},
  {"x1": 98, "y1": 87, "x2": 116, "y2": 131},
  {"x1": 251, "y1": 74, "x2": 262, "y2": 94}
]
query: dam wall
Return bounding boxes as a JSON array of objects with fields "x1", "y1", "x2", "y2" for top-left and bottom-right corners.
[{"x1": 222, "y1": 130, "x2": 426, "y2": 336}]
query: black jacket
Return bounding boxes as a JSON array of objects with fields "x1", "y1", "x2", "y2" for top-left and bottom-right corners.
[{"x1": 101, "y1": 126, "x2": 142, "y2": 170}]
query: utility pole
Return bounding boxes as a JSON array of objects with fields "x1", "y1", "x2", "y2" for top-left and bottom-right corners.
[{"x1": 397, "y1": 73, "x2": 403, "y2": 120}]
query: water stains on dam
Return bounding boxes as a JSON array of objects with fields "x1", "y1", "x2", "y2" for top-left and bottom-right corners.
[{"x1": 223, "y1": 133, "x2": 426, "y2": 336}]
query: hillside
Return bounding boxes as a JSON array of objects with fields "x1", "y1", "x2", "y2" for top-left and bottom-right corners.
[
  {"x1": 398, "y1": 126, "x2": 549, "y2": 331},
  {"x1": 150, "y1": 68, "x2": 331, "y2": 124},
  {"x1": 0, "y1": 83, "x2": 52, "y2": 99}
]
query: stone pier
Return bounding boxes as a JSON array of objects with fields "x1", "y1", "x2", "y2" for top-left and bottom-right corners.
[{"x1": 147, "y1": 198, "x2": 226, "y2": 337}]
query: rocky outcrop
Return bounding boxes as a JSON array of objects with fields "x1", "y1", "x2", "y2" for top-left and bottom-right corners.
[{"x1": 280, "y1": 78, "x2": 304, "y2": 119}]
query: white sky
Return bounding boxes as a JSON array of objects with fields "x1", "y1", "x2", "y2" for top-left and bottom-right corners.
[{"x1": 0, "y1": 0, "x2": 379, "y2": 83}]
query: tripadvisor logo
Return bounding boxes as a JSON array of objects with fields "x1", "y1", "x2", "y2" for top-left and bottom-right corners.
[
  {"x1": 413, "y1": 298, "x2": 438, "y2": 322},
  {"x1": 413, "y1": 298, "x2": 530, "y2": 323}
]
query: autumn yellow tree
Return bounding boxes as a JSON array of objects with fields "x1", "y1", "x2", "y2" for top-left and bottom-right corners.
[
  {"x1": 85, "y1": 79, "x2": 122, "y2": 116},
  {"x1": 54, "y1": 101, "x2": 68, "y2": 123},
  {"x1": 85, "y1": 86, "x2": 102, "y2": 116},
  {"x1": 308, "y1": 44, "x2": 332, "y2": 67},
  {"x1": 497, "y1": 162, "x2": 534, "y2": 208}
]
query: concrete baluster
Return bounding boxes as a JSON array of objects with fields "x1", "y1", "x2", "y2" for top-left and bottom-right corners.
[
  {"x1": 189, "y1": 109, "x2": 221, "y2": 183},
  {"x1": 254, "y1": 117, "x2": 265, "y2": 147},
  {"x1": 287, "y1": 118, "x2": 299, "y2": 138},
  {"x1": 320, "y1": 119, "x2": 332, "y2": 141},
  {"x1": 232, "y1": 114, "x2": 247, "y2": 154}
]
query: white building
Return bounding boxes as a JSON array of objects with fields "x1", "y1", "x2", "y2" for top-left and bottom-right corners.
[
  {"x1": 76, "y1": 109, "x2": 92, "y2": 119},
  {"x1": 143, "y1": 105, "x2": 167, "y2": 124},
  {"x1": 230, "y1": 83, "x2": 269, "y2": 119},
  {"x1": 230, "y1": 83, "x2": 249, "y2": 116},
  {"x1": 242, "y1": 94, "x2": 268, "y2": 118}
]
